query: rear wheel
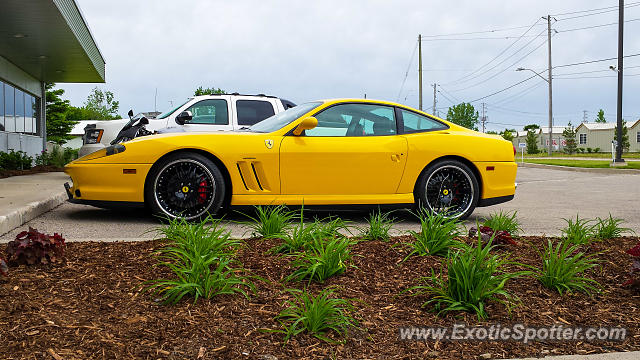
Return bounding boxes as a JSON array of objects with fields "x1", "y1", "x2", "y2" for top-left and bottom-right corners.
[
  {"x1": 146, "y1": 153, "x2": 225, "y2": 221},
  {"x1": 415, "y1": 160, "x2": 479, "y2": 220}
]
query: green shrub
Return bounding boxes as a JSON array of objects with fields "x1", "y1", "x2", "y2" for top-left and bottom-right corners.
[
  {"x1": 359, "y1": 209, "x2": 395, "y2": 241},
  {"x1": 271, "y1": 207, "x2": 348, "y2": 254},
  {"x1": 0, "y1": 150, "x2": 33, "y2": 170},
  {"x1": 536, "y1": 240, "x2": 601, "y2": 295},
  {"x1": 287, "y1": 236, "x2": 352, "y2": 283},
  {"x1": 408, "y1": 237, "x2": 528, "y2": 319},
  {"x1": 594, "y1": 147, "x2": 600, "y2": 153},
  {"x1": 586, "y1": 147, "x2": 592, "y2": 153},
  {"x1": 240, "y1": 205, "x2": 297, "y2": 239},
  {"x1": 594, "y1": 214, "x2": 632, "y2": 239},
  {"x1": 34, "y1": 147, "x2": 78, "y2": 167},
  {"x1": 481, "y1": 210, "x2": 521, "y2": 237},
  {"x1": 561, "y1": 215, "x2": 595, "y2": 245},
  {"x1": 275, "y1": 288, "x2": 357, "y2": 344},
  {"x1": 405, "y1": 209, "x2": 463, "y2": 258},
  {"x1": 145, "y1": 216, "x2": 252, "y2": 304}
]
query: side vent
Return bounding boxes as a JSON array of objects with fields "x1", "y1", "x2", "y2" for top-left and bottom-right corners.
[{"x1": 236, "y1": 161, "x2": 270, "y2": 192}]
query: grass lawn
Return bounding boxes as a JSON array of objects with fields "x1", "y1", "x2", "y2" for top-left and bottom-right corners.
[
  {"x1": 523, "y1": 152, "x2": 640, "y2": 159},
  {"x1": 525, "y1": 158, "x2": 640, "y2": 169}
]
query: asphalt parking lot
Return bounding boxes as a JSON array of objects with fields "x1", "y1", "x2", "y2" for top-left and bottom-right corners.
[{"x1": 1, "y1": 165, "x2": 638, "y2": 242}]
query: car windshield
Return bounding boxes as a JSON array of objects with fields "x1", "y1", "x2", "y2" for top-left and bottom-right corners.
[
  {"x1": 156, "y1": 99, "x2": 191, "y2": 119},
  {"x1": 248, "y1": 101, "x2": 322, "y2": 133}
]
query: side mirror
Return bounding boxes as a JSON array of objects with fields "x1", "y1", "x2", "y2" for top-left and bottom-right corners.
[
  {"x1": 292, "y1": 116, "x2": 318, "y2": 136},
  {"x1": 175, "y1": 111, "x2": 193, "y2": 125},
  {"x1": 139, "y1": 117, "x2": 149, "y2": 125},
  {"x1": 128, "y1": 109, "x2": 134, "y2": 118}
]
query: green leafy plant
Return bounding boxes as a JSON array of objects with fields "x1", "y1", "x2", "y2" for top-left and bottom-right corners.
[
  {"x1": 536, "y1": 240, "x2": 601, "y2": 295},
  {"x1": 275, "y1": 288, "x2": 357, "y2": 344},
  {"x1": 145, "y1": 216, "x2": 252, "y2": 304},
  {"x1": 34, "y1": 147, "x2": 78, "y2": 167},
  {"x1": 408, "y1": 237, "x2": 527, "y2": 319},
  {"x1": 481, "y1": 210, "x2": 521, "y2": 237},
  {"x1": 594, "y1": 214, "x2": 632, "y2": 239},
  {"x1": 358, "y1": 209, "x2": 395, "y2": 241},
  {"x1": 240, "y1": 205, "x2": 297, "y2": 239},
  {"x1": 287, "y1": 237, "x2": 352, "y2": 283},
  {"x1": 405, "y1": 209, "x2": 463, "y2": 258},
  {"x1": 561, "y1": 215, "x2": 596, "y2": 245},
  {"x1": 6, "y1": 227, "x2": 65, "y2": 265},
  {"x1": 271, "y1": 207, "x2": 348, "y2": 254},
  {"x1": 0, "y1": 150, "x2": 33, "y2": 170}
]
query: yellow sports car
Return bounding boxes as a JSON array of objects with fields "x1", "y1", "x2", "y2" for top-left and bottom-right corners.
[{"x1": 64, "y1": 99, "x2": 517, "y2": 220}]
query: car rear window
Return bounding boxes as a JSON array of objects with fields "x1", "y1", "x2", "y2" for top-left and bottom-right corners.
[{"x1": 237, "y1": 100, "x2": 276, "y2": 126}]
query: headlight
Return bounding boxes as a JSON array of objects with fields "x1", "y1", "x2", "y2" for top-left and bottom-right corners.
[{"x1": 83, "y1": 128, "x2": 104, "y2": 144}]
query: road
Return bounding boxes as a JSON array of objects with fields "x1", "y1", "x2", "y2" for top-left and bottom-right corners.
[{"x1": 1, "y1": 166, "x2": 638, "y2": 242}]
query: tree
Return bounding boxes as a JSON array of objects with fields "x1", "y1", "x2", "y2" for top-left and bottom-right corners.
[
  {"x1": 194, "y1": 86, "x2": 225, "y2": 96},
  {"x1": 446, "y1": 103, "x2": 479, "y2": 130},
  {"x1": 595, "y1": 109, "x2": 606, "y2": 123},
  {"x1": 501, "y1": 128, "x2": 515, "y2": 142},
  {"x1": 525, "y1": 130, "x2": 539, "y2": 154},
  {"x1": 613, "y1": 120, "x2": 630, "y2": 152},
  {"x1": 486, "y1": 130, "x2": 498, "y2": 135},
  {"x1": 562, "y1": 122, "x2": 577, "y2": 155},
  {"x1": 45, "y1": 83, "x2": 75, "y2": 145},
  {"x1": 523, "y1": 124, "x2": 540, "y2": 132},
  {"x1": 66, "y1": 87, "x2": 121, "y2": 120}
]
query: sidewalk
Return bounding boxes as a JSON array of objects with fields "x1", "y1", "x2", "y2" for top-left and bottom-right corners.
[
  {"x1": 511, "y1": 351, "x2": 640, "y2": 360},
  {"x1": 0, "y1": 172, "x2": 69, "y2": 235}
]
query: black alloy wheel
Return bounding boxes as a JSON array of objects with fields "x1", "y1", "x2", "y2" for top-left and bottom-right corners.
[
  {"x1": 416, "y1": 160, "x2": 479, "y2": 219},
  {"x1": 147, "y1": 153, "x2": 225, "y2": 220}
]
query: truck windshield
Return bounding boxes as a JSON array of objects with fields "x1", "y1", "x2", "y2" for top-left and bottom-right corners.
[
  {"x1": 249, "y1": 102, "x2": 322, "y2": 133},
  {"x1": 156, "y1": 99, "x2": 191, "y2": 119}
]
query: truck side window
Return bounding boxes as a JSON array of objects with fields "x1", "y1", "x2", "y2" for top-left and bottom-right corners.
[
  {"x1": 237, "y1": 100, "x2": 275, "y2": 126},
  {"x1": 186, "y1": 99, "x2": 229, "y2": 125}
]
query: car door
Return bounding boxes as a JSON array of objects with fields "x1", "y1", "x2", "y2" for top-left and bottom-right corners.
[
  {"x1": 179, "y1": 97, "x2": 234, "y2": 132},
  {"x1": 279, "y1": 103, "x2": 408, "y2": 195},
  {"x1": 232, "y1": 97, "x2": 277, "y2": 129}
]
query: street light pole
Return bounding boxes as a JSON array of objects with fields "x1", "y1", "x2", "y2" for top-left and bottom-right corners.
[
  {"x1": 615, "y1": 0, "x2": 626, "y2": 164},
  {"x1": 546, "y1": 15, "x2": 554, "y2": 157}
]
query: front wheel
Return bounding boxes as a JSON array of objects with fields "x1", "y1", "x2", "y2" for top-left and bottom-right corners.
[
  {"x1": 146, "y1": 153, "x2": 225, "y2": 221},
  {"x1": 415, "y1": 160, "x2": 479, "y2": 220}
]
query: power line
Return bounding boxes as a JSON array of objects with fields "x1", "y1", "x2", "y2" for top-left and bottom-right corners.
[
  {"x1": 450, "y1": 32, "x2": 550, "y2": 92},
  {"x1": 419, "y1": 35, "x2": 546, "y2": 41},
  {"x1": 554, "y1": 52, "x2": 640, "y2": 69},
  {"x1": 437, "y1": 85, "x2": 461, "y2": 102},
  {"x1": 554, "y1": 72, "x2": 640, "y2": 79},
  {"x1": 492, "y1": 80, "x2": 546, "y2": 106},
  {"x1": 555, "y1": 3, "x2": 640, "y2": 21},
  {"x1": 418, "y1": 23, "x2": 546, "y2": 38},
  {"x1": 557, "y1": 17, "x2": 640, "y2": 33},
  {"x1": 555, "y1": 65, "x2": 640, "y2": 76},
  {"x1": 468, "y1": 74, "x2": 537, "y2": 103},
  {"x1": 443, "y1": 18, "x2": 544, "y2": 86},
  {"x1": 551, "y1": 1, "x2": 640, "y2": 17},
  {"x1": 396, "y1": 40, "x2": 418, "y2": 102}
]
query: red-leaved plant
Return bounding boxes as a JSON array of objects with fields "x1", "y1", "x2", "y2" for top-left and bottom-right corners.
[
  {"x1": 468, "y1": 226, "x2": 518, "y2": 246},
  {"x1": 623, "y1": 242, "x2": 640, "y2": 287},
  {"x1": 6, "y1": 227, "x2": 66, "y2": 265}
]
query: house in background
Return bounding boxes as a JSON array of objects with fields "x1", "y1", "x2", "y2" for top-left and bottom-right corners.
[
  {"x1": 0, "y1": 0, "x2": 105, "y2": 158},
  {"x1": 575, "y1": 121, "x2": 640, "y2": 152},
  {"x1": 510, "y1": 126, "x2": 568, "y2": 153}
]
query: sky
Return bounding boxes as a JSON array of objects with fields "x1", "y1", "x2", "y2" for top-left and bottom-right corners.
[{"x1": 59, "y1": 0, "x2": 640, "y2": 132}]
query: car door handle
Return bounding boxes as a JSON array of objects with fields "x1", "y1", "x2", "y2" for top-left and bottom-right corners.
[{"x1": 391, "y1": 154, "x2": 403, "y2": 162}]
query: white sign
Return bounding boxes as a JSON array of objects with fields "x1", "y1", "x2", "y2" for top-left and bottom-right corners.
[{"x1": 518, "y1": 143, "x2": 526, "y2": 148}]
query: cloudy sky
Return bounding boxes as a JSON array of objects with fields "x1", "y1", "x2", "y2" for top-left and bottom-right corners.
[{"x1": 60, "y1": 0, "x2": 640, "y2": 132}]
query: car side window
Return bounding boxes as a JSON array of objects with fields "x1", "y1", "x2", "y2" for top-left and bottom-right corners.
[
  {"x1": 237, "y1": 100, "x2": 276, "y2": 126},
  {"x1": 305, "y1": 103, "x2": 396, "y2": 137},
  {"x1": 401, "y1": 109, "x2": 448, "y2": 133},
  {"x1": 185, "y1": 99, "x2": 229, "y2": 125}
]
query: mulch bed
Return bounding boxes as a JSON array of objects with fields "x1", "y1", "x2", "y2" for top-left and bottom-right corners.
[
  {"x1": 1, "y1": 235, "x2": 639, "y2": 359},
  {"x1": 0, "y1": 166, "x2": 63, "y2": 179}
]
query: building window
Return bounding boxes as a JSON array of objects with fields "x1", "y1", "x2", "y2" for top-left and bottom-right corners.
[
  {"x1": 579, "y1": 133, "x2": 587, "y2": 144},
  {"x1": 0, "y1": 80, "x2": 40, "y2": 134},
  {"x1": 637, "y1": 131, "x2": 640, "y2": 143}
]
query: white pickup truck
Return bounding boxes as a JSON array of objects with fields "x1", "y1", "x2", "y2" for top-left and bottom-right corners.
[{"x1": 79, "y1": 93, "x2": 296, "y2": 157}]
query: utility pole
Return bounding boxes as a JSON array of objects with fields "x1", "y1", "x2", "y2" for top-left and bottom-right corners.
[
  {"x1": 432, "y1": 83, "x2": 437, "y2": 114},
  {"x1": 418, "y1": 34, "x2": 423, "y2": 110},
  {"x1": 546, "y1": 15, "x2": 554, "y2": 156},
  {"x1": 481, "y1": 103, "x2": 487, "y2": 133},
  {"x1": 614, "y1": 0, "x2": 626, "y2": 164},
  {"x1": 583, "y1": 110, "x2": 588, "y2": 123}
]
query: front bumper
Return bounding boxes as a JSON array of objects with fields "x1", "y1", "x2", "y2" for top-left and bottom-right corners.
[{"x1": 64, "y1": 162, "x2": 152, "y2": 203}]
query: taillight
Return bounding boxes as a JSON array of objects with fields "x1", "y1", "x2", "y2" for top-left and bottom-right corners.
[{"x1": 513, "y1": 145, "x2": 516, "y2": 156}]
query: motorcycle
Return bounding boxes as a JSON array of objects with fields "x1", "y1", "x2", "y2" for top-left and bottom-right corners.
[{"x1": 111, "y1": 110, "x2": 154, "y2": 145}]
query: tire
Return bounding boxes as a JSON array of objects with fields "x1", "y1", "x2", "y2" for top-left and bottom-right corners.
[
  {"x1": 415, "y1": 160, "x2": 479, "y2": 220},
  {"x1": 145, "y1": 152, "x2": 225, "y2": 221}
]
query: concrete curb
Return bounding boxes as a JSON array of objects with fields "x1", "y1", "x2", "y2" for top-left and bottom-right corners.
[
  {"x1": 0, "y1": 191, "x2": 67, "y2": 236},
  {"x1": 508, "y1": 351, "x2": 640, "y2": 360},
  {"x1": 519, "y1": 162, "x2": 640, "y2": 174}
]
